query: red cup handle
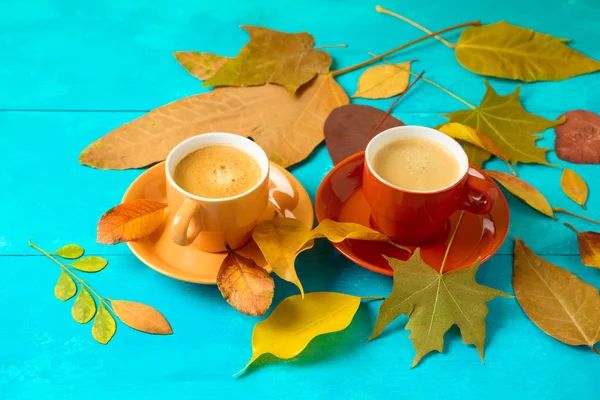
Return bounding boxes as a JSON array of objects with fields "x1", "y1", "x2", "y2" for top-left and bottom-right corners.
[{"x1": 459, "y1": 168, "x2": 498, "y2": 215}]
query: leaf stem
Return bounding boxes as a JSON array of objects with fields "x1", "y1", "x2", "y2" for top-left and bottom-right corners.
[
  {"x1": 554, "y1": 208, "x2": 600, "y2": 226},
  {"x1": 369, "y1": 53, "x2": 475, "y2": 109},
  {"x1": 331, "y1": 20, "x2": 480, "y2": 77},
  {"x1": 439, "y1": 211, "x2": 466, "y2": 275},
  {"x1": 361, "y1": 296, "x2": 385, "y2": 301},
  {"x1": 563, "y1": 222, "x2": 581, "y2": 234},
  {"x1": 375, "y1": 5, "x2": 455, "y2": 48},
  {"x1": 29, "y1": 240, "x2": 110, "y2": 310},
  {"x1": 507, "y1": 163, "x2": 517, "y2": 176},
  {"x1": 593, "y1": 346, "x2": 600, "y2": 355},
  {"x1": 315, "y1": 44, "x2": 348, "y2": 49}
]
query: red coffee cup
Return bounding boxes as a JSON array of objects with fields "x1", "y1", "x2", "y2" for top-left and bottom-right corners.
[{"x1": 363, "y1": 126, "x2": 498, "y2": 245}]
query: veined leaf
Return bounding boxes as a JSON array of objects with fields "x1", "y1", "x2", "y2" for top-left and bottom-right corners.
[
  {"x1": 111, "y1": 300, "x2": 172, "y2": 335},
  {"x1": 443, "y1": 80, "x2": 564, "y2": 165},
  {"x1": 555, "y1": 110, "x2": 600, "y2": 164},
  {"x1": 204, "y1": 26, "x2": 332, "y2": 94},
  {"x1": 173, "y1": 52, "x2": 229, "y2": 80},
  {"x1": 72, "y1": 287, "x2": 96, "y2": 324},
  {"x1": 80, "y1": 75, "x2": 348, "y2": 170},
  {"x1": 92, "y1": 303, "x2": 117, "y2": 344},
  {"x1": 97, "y1": 200, "x2": 168, "y2": 244},
  {"x1": 438, "y1": 122, "x2": 508, "y2": 161},
  {"x1": 455, "y1": 21, "x2": 600, "y2": 82},
  {"x1": 70, "y1": 256, "x2": 108, "y2": 272},
  {"x1": 55, "y1": 271, "x2": 77, "y2": 301},
  {"x1": 217, "y1": 250, "x2": 274, "y2": 316},
  {"x1": 370, "y1": 250, "x2": 509, "y2": 367},
  {"x1": 560, "y1": 168, "x2": 588, "y2": 209},
  {"x1": 487, "y1": 171, "x2": 554, "y2": 218},
  {"x1": 513, "y1": 238, "x2": 600, "y2": 351},
  {"x1": 462, "y1": 142, "x2": 491, "y2": 168},
  {"x1": 55, "y1": 244, "x2": 84, "y2": 259},
  {"x1": 252, "y1": 218, "x2": 409, "y2": 294},
  {"x1": 577, "y1": 231, "x2": 600, "y2": 270},
  {"x1": 353, "y1": 62, "x2": 411, "y2": 99},
  {"x1": 239, "y1": 292, "x2": 363, "y2": 373}
]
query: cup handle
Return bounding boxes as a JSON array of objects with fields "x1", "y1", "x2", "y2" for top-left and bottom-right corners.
[
  {"x1": 171, "y1": 199, "x2": 203, "y2": 246},
  {"x1": 459, "y1": 168, "x2": 498, "y2": 215}
]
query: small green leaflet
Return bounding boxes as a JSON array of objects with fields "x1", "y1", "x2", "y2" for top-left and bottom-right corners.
[
  {"x1": 55, "y1": 271, "x2": 77, "y2": 301},
  {"x1": 92, "y1": 303, "x2": 117, "y2": 344},
  {"x1": 72, "y1": 287, "x2": 97, "y2": 324},
  {"x1": 55, "y1": 244, "x2": 84, "y2": 259},
  {"x1": 70, "y1": 256, "x2": 108, "y2": 272}
]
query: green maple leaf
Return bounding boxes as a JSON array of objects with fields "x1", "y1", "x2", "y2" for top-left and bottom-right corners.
[
  {"x1": 370, "y1": 249, "x2": 510, "y2": 367},
  {"x1": 443, "y1": 80, "x2": 564, "y2": 165},
  {"x1": 203, "y1": 26, "x2": 332, "y2": 94}
]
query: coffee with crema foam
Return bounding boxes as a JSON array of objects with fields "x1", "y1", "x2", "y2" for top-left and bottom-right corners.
[
  {"x1": 372, "y1": 137, "x2": 460, "y2": 191},
  {"x1": 174, "y1": 145, "x2": 262, "y2": 198}
]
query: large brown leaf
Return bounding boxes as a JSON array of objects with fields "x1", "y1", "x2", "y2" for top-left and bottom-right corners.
[
  {"x1": 80, "y1": 75, "x2": 348, "y2": 170},
  {"x1": 555, "y1": 110, "x2": 600, "y2": 164},
  {"x1": 443, "y1": 80, "x2": 564, "y2": 165},
  {"x1": 203, "y1": 26, "x2": 332, "y2": 94},
  {"x1": 323, "y1": 104, "x2": 404, "y2": 165},
  {"x1": 513, "y1": 238, "x2": 600, "y2": 352}
]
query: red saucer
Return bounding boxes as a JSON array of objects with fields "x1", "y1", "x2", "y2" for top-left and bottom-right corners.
[{"x1": 315, "y1": 152, "x2": 509, "y2": 275}]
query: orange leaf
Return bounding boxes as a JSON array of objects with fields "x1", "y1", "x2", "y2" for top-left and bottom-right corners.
[
  {"x1": 97, "y1": 199, "x2": 168, "y2": 244},
  {"x1": 486, "y1": 171, "x2": 554, "y2": 218},
  {"x1": 217, "y1": 249, "x2": 274, "y2": 316},
  {"x1": 577, "y1": 231, "x2": 600, "y2": 269},
  {"x1": 560, "y1": 168, "x2": 588, "y2": 210},
  {"x1": 111, "y1": 300, "x2": 173, "y2": 334}
]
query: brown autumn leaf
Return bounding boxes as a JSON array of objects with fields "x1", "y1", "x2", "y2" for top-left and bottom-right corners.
[
  {"x1": 443, "y1": 80, "x2": 564, "y2": 165},
  {"x1": 217, "y1": 248, "x2": 275, "y2": 316},
  {"x1": 111, "y1": 300, "x2": 173, "y2": 334},
  {"x1": 438, "y1": 122, "x2": 508, "y2": 162},
  {"x1": 173, "y1": 52, "x2": 230, "y2": 80},
  {"x1": 323, "y1": 104, "x2": 404, "y2": 165},
  {"x1": 97, "y1": 199, "x2": 168, "y2": 244},
  {"x1": 513, "y1": 238, "x2": 600, "y2": 352},
  {"x1": 486, "y1": 171, "x2": 554, "y2": 218},
  {"x1": 252, "y1": 217, "x2": 409, "y2": 295},
  {"x1": 80, "y1": 74, "x2": 348, "y2": 170},
  {"x1": 203, "y1": 26, "x2": 332, "y2": 94},
  {"x1": 560, "y1": 168, "x2": 588, "y2": 209},
  {"x1": 577, "y1": 231, "x2": 600, "y2": 269},
  {"x1": 555, "y1": 110, "x2": 600, "y2": 164}
]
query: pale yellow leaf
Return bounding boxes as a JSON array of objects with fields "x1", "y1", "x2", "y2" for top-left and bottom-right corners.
[{"x1": 353, "y1": 62, "x2": 411, "y2": 99}]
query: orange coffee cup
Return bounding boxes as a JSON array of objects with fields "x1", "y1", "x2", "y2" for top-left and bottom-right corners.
[{"x1": 165, "y1": 133, "x2": 270, "y2": 252}]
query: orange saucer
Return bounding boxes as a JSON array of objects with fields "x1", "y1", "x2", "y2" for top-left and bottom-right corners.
[
  {"x1": 123, "y1": 162, "x2": 314, "y2": 284},
  {"x1": 315, "y1": 152, "x2": 509, "y2": 275}
]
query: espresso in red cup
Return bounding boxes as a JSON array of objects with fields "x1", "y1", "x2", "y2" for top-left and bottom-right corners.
[{"x1": 363, "y1": 126, "x2": 498, "y2": 245}]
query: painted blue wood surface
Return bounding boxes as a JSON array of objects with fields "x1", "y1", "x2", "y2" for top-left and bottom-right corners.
[{"x1": 1, "y1": 0, "x2": 599, "y2": 399}]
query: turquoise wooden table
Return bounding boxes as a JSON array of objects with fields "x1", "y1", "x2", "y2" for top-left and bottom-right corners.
[{"x1": 2, "y1": 0, "x2": 599, "y2": 398}]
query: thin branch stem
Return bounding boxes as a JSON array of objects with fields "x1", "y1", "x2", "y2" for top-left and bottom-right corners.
[
  {"x1": 563, "y1": 222, "x2": 581, "y2": 234},
  {"x1": 368, "y1": 53, "x2": 475, "y2": 109},
  {"x1": 507, "y1": 163, "x2": 517, "y2": 176},
  {"x1": 315, "y1": 44, "x2": 348, "y2": 49},
  {"x1": 361, "y1": 296, "x2": 386, "y2": 301},
  {"x1": 376, "y1": 5, "x2": 455, "y2": 48},
  {"x1": 29, "y1": 240, "x2": 108, "y2": 305},
  {"x1": 593, "y1": 346, "x2": 600, "y2": 356},
  {"x1": 554, "y1": 208, "x2": 600, "y2": 226},
  {"x1": 439, "y1": 211, "x2": 466, "y2": 275},
  {"x1": 331, "y1": 20, "x2": 480, "y2": 77}
]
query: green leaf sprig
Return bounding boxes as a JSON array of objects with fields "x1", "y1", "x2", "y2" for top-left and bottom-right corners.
[{"x1": 30, "y1": 240, "x2": 173, "y2": 344}]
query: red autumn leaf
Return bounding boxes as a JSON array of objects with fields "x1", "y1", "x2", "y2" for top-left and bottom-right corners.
[
  {"x1": 323, "y1": 104, "x2": 405, "y2": 165},
  {"x1": 555, "y1": 110, "x2": 600, "y2": 164},
  {"x1": 97, "y1": 199, "x2": 168, "y2": 244}
]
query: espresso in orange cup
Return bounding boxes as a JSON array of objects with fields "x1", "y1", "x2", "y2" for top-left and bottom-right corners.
[
  {"x1": 165, "y1": 133, "x2": 270, "y2": 252},
  {"x1": 363, "y1": 126, "x2": 498, "y2": 245}
]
